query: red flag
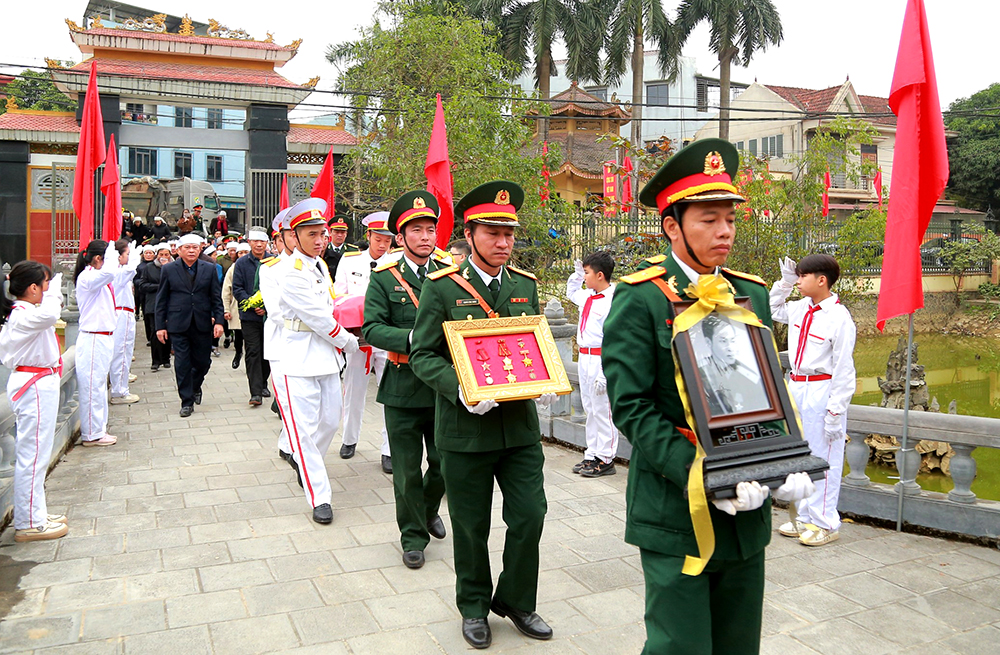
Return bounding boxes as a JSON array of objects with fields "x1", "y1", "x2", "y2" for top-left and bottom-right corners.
[
  {"x1": 876, "y1": 0, "x2": 949, "y2": 331},
  {"x1": 425, "y1": 94, "x2": 454, "y2": 248},
  {"x1": 73, "y1": 62, "x2": 106, "y2": 249},
  {"x1": 540, "y1": 141, "x2": 551, "y2": 205},
  {"x1": 279, "y1": 174, "x2": 290, "y2": 211},
  {"x1": 101, "y1": 134, "x2": 122, "y2": 242},
  {"x1": 621, "y1": 156, "x2": 634, "y2": 210},
  {"x1": 311, "y1": 147, "x2": 336, "y2": 219},
  {"x1": 821, "y1": 170, "x2": 831, "y2": 217},
  {"x1": 602, "y1": 163, "x2": 617, "y2": 217},
  {"x1": 874, "y1": 168, "x2": 884, "y2": 209}
]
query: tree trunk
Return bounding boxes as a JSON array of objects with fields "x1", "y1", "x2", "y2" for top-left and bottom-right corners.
[
  {"x1": 629, "y1": 16, "x2": 644, "y2": 226},
  {"x1": 538, "y1": 46, "x2": 552, "y2": 143},
  {"x1": 718, "y1": 46, "x2": 738, "y2": 141}
]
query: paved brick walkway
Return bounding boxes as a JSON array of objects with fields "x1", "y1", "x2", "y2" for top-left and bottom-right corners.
[{"x1": 1, "y1": 341, "x2": 999, "y2": 654}]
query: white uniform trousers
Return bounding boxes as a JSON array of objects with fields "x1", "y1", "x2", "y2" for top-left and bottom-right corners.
[
  {"x1": 341, "y1": 347, "x2": 390, "y2": 456},
  {"x1": 271, "y1": 367, "x2": 291, "y2": 456},
  {"x1": 77, "y1": 332, "x2": 114, "y2": 441},
  {"x1": 109, "y1": 309, "x2": 136, "y2": 398},
  {"x1": 579, "y1": 352, "x2": 619, "y2": 463},
  {"x1": 7, "y1": 372, "x2": 59, "y2": 529},
  {"x1": 790, "y1": 379, "x2": 846, "y2": 531},
  {"x1": 280, "y1": 373, "x2": 343, "y2": 508}
]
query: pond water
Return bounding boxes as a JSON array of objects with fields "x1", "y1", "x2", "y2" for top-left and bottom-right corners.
[{"x1": 851, "y1": 333, "x2": 1000, "y2": 500}]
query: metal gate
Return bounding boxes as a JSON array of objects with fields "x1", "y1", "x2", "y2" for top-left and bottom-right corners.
[
  {"x1": 247, "y1": 169, "x2": 317, "y2": 229},
  {"x1": 29, "y1": 163, "x2": 78, "y2": 268}
]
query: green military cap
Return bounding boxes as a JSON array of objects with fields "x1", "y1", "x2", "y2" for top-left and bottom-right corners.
[
  {"x1": 328, "y1": 214, "x2": 350, "y2": 231},
  {"x1": 639, "y1": 138, "x2": 744, "y2": 216},
  {"x1": 389, "y1": 190, "x2": 439, "y2": 235},
  {"x1": 455, "y1": 180, "x2": 523, "y2": 226}
]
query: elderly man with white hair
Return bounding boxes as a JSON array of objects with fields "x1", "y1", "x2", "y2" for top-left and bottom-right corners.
[{"x1": 232, "y1": 229, "x2": 273, "y2": 406}]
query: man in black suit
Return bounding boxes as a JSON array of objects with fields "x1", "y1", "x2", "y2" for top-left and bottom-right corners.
[
  {"x1": 322, "y1": 215, "x2": 360, "y2": 282},
  {"x1": 155, "y1": 233, "x2": 225, "y2": 417}
]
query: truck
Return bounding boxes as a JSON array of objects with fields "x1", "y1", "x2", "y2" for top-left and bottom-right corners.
[{"x1": 122, "y1": 176, "x2": 221, "y2": 232}]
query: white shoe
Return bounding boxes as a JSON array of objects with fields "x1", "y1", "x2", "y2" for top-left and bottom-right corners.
[
  {"x1": 799, "y1": 527, "x2": 839, "y2": 547},
  {"x1": 48, "y1": 514, "x2": 68, "y2": 524},
  {"x1": 778, "y1": 520, "x2": 812, "y2": 538},
  {"x1": 128, "y1": 374, "x2": 137, "y2": 383},
  {"x1": 82, "y1": 435, "x2": 117, "y2": 447},
  {"x1": 15, "y1": 520, "x2": 68, "y2": 542},
  {"x1": 110, "y1": 394, "x2": 140, "y2": 405}
]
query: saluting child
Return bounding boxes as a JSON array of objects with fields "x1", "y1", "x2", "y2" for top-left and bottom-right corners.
[
  {"x1": 0, "y1": 261, "x2": 69, "y2": 542},
  {"x1": 567, "y1": 251, "x2": 619, "y2": 477},
  {"x1": 770, "y1": 254, "x2": 857, "y2": 546}
]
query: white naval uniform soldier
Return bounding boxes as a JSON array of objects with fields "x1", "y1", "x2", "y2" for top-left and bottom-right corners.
[
  {"x1": 333, "y1": 212, "x2": 394, "y2": 472},
  {"x1": 280, "y1": 198, "x2": 359, "y2": 524},
  {"x1": 260, "y1": 208, "x2": 294, "y2": 466}
]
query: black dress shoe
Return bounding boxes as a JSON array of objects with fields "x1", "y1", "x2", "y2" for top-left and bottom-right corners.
[
  {"x1": 279, "y1": 450, "x2": 291, "y2": 463},
  {"x1": 261, "y1": 387, "x2": 271, "y2": 398},
  {"x1": 232, "y1": 353, "x2": 241, "y2": 369},
  {"x1": 150, "y1": 364, "x2": 159, "y2": 372},
  {"x1": 194, "y1": 391, "x2": 203, "y2": 405},
  {"x1": 402, "y1": 550, "x2": 425, "y2": 569},
  {"x1": 381, "y1": 455, "x2": 393, "y2": 474},
  {"x1": 427, "y1": 515, "x2": 447, "y2": 540},
  {"x1": 490, "y1": 598, "x2": 552, "y2": 640},
  {"x1": 340, "y1": 443, "x2": 356, "y2": 459},
  {"x1": 249, "y1": 395, "x2": 262, "y2": 406},
  {"x1": 162, "y1": 362, "x2": 171, "y2": 369},
  {"x1": 290, "y1": 457, "x2": 303, "y2": 488},
  {"x1": 462, "y1": 618, "x2": 491, "y2": 650},
  {"x1": 312, "y1": 503, "x2": 333, "y2": 524},
  {"x1": 179, "y1": 405, "x2": 194, "y2": 418}
]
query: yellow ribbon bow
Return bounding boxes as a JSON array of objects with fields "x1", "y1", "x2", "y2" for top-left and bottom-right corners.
[{"x1": 674, "y1": 274, "x2": 763, "y2": 334}]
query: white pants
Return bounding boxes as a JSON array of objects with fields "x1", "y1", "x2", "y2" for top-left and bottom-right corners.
[
  {"x1": 109, "y1": 309, "x2": 136, "y2": 398},
  {"x1": 7, "y1": 372, "x2": 59, "y2": 529},
  {"x1": 280, "y1": 373, "x2": 343, "y2": 508},
  {"x1": 790, "y1": 378, "x2": 846, "y2": 531},
  {"x1": 271, "y1": 367, "x2": 290, "y2": 456},
  {"x1": 341, "y1": 347, "x2": 390, "y2": 456},
  {"x1": 579, "y1": 352, "x2": 618, "y2": 463},
  {"x1": 77, "y1": 332, "x2": 114, "y2": 441}
]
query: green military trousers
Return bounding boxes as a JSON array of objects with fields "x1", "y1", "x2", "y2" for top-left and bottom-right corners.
[
  {"x1": 639, "y1": 548, "x2": 765, "y2": 655},
  {"x1": 439, "y1": 442, "x2": 547, "y2": 619},
  {"x1": 384, "y1": 405, "x2": 445, "y2": 552}
]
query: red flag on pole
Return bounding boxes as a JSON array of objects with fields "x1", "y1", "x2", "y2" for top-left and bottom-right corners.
[
  {"x1": 73, "y1": 62, "x2": 106, "y2": 249},
  {"x1": 310, "y1": 147, "x2": 336, "y2": 219},
  {"x1": 100, "y1": 134, "x2": 121, "y2": 243},
  {"x1": 540, "y1": 141, "x2": 551, "y2": 205},
  {"x1": 821, "y1": 170, "x2": 831, "y2": 217},
  {"x1": 621, "y1": 156, "x2": 634, "y2": 210},
  {"x1": 876, "y1": 0, "x2": 949, "y2": 332},
  {"x1": 279, "y1": 174, "x2": 290, "y2": 211},
  {"x1": 425, "y1": 94, "x2": 454, "y2": 249},
  {"x1": 874, "y1": 168, "x2": 884, "y2": 210}
]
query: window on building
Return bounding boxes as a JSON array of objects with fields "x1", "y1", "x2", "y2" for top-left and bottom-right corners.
[
  {"x1": 128, "y1": 148, "x2": 157, "y2": 176},
  {"x1": 585, "y1": 87, "x2": 608, "y2": 102},
  {"x1": 860, "y1": 144, "x2": 878, "y2": 191},
  {"x1": 748, "y1": 139, "x2": 757, "y2": 157},
  {"x1": 206, "y1": 155, "x2": 223, "y2": 182},
  {"x1": 207, "y1": 108, "x2": 223, "y2": 130},
  {"x1": 175, "y1": 107, "x2": 193, "y2": 128},
  {"x1": 646, "y1": 83, "x2": 669, "y2": 107},
  {"x1": 174, "y1": 152, "x2": 192, "y2": 178},
  {"x1": 697, "y1": 79, "x2": 708, "y2": 112},
  {"x1": 735, "y1": 141, "x2": 744, "y2": 151}
]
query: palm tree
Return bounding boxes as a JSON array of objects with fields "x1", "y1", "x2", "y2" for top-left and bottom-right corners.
[{"x1": 672, "y1": 0, "x2": 783, "y2": 141}]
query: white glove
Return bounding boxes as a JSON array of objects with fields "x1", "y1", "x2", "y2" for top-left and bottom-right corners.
[
  {"x1": 342, "y1": 333, "x2": 360, "y2": 355},
  {"x1": 573, "y1": 259, "x2": 585, "y2": 276},
  {"x1": 46, "y1": 273, "x2": 64, "y2": 301},
  {"x1": 779, "y1": 257, "x2": 798, "y2": 285},
  {"x1": 712, "y1": 481, "x2": 769, "y2": 516},
  {"x1": 772, "y1": 472, "x2": 816, "y2": 502},
  {"x1": 593, "y1": 377, "x2": 607, "y2": 396},
  {"x1": 824, "y1": 411, "x2": 844, "y2": 444},
  {"x1": 535, "y1": 392, "x2": 557, "y2": 408},
  {"x1": 104, "y1": 239, "x2": 119, "y2": 267},
  {"x1": 459, "y1": 385, "x2": 498, "y2": 415},
  {"x1": 127, "y1": 241, "x2": 141, "y2": 267}
]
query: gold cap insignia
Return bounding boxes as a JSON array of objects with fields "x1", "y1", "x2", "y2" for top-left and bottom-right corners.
[
  {"x1": 704, "y1": 152, "x2": 725, "y2": 177},
  {"x1": 413, "y1": 197, "x2": 426, "y2": 209},
  {"x1": 495, "y1": 190, "x2": 510, "y2": 205}
]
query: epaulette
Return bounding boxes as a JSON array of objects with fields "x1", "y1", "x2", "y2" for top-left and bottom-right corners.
[
  {"x1": 343, "y1": 251, "x2": 362, "y2": 257},
  {"x1": 722, "y1": 268, "x2": 767, "y2": 287},
  {"x1": 427, "y1": 265, "x2": 459, "y2": 280},
  {"x1": 389, "y1": 247, "x2": 403, "y2": 254},
  {"x1": 373, "y1": 260, "x2": 397, "y2": 273},
  {"x1": 507, "y1": 265, "x2": 537, "y2": 281},
  {"x1": 621, "y1": 265, "x2": 667, "y2": 285},
  {"x1": 294, "y1": 259, "x2": 303, "y2": 271},
  {"x1": 645, "y1": 254, "x2": 667, "y2": 264},
  {"x1": 264, "y1": 257, "x2": 281, "y2": 268}
]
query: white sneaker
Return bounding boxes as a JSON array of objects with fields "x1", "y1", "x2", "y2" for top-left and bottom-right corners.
[
  {"x1": 799, "y1": 527, "x2": 839, "y2": 547},
  {"x1": 110, "y1": 394, "x2": 140, "y2": 405},
  {"x1": 128, "y1": 374, "x2": 137, "y2": 383},
  {"x1": 778, "y1": 520, "x2": 811, "y2": 538},
  {"x1": 81, "y1": 435, "x2": 117, "y2": 447},
  {"x1": 15, "y1": 520, "x2": 68, "y2": 542},
  {"x1": 48, "y1": 514, "x2": 68, "y2": 524}
]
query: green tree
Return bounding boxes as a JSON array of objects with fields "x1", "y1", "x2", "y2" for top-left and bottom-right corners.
[
  {"x1": 670, "y1": 0, "x2": 783, "y2": 141},
  {"x1": 945, "y1": 83, "x2": 1000, "y2": 211},
  {"x1": 0, "y1": 69, "x2": 76, "y2": 115}
]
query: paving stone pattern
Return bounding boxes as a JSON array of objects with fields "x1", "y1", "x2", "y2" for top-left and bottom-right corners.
[{"x1": 2, "y1": 342, "x2": 999, "y2": 653}]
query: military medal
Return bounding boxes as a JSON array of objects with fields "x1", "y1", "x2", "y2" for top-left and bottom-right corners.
[{"x1": 476, "y1": 347, "x2": 493, "y2": 384}]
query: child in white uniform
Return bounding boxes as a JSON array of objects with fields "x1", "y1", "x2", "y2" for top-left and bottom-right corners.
[
  {"x1": 770, "y1": 254, "x2": 857, "y2": 546},
  {"x1": 110, "y1": 239, "x2": 141, "y2": 405},
  {"x1": 0, "y1": 261, "x2": 69, "y2": 542},
  {"x1": 567, "y1": 251, "x2": 619, "y2": 477}
]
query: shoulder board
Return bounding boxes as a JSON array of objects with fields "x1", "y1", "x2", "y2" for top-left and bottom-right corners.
[
  {"x1": 621, "y1": 265, "x2": 667, "y2": 285},
  {"x1": 343, "y1": 251, "x2": 362, "y2": 257},
  {"x1": 263, "y1": 257, "x2": 281, "y2": 267},
  {"x1": 373, "y1": 260, "x2": 397, "y2": 273},
  {"x1": 389, "y1": 247, "x2": 403, "y2": 254},
  {"x1": 427, "y1": 265, "x2": 459, "y2": 280},
  {"x1": 294, "y1": 259, "x2": 303, "y2": 271},
  {"x1": 507, "y1": 265, "x2": 537, "y2": 281},
  {"x1": 722, "y1": 268, "x2": 767, "y2": 287},
  {"x1": 261, "y1": 256, "x2": 275, "y2": 264},
  {"x1": 645, "y1": 254, "x2": 667, "y2": 264}
]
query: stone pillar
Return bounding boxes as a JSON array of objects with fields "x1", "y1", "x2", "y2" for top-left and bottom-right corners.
[
  {"x1": 544, "y1": 298, "x2": 577, "y2": 419},
  {"x1": 843, "y1": 433, "x2": 871, "y2": 487},
  {"x1": 0, "y1": 141, "x2": 29, "y2": 266},
  {"x1": 948, "y1": 444, "x2": 978, "y2": 504}
]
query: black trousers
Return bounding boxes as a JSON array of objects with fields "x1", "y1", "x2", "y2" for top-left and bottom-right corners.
[
  {"x1": 169, "y1": 326, "x2": 212, "y2": 407},
  {"x1": 149, "y1": 315, "x2": 171, "y2": 366},
  {"x1": 231, "y1": 329, "x2": 243, "y2": 354},
  {"x1": 241, "y1": 321, "x2": 270, "y2": 396},
  {"x1": 143, "y1": 312, "x2": 155, "y2": 344}
]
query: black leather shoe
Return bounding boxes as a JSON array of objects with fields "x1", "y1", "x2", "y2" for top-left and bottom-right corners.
[
  {"x1": 179, "y1": 405, "x2": 194, "y2": 418},
  {"x1": 381, "y1": 455, "x2": 393, "y2": 474},
  {"x1": 232, "y1": 353, "x2": 241, "y2": 369},
  {"x1": 150, "y1": 364, "x2": 159, "y2": 372},
  {"x1": 279, "y1": 450, "x2": 291, "y2": 463},
  {"x1": 462, "y1": 618, "x2": 491, "y2": 650},
  {"x1": 312, "y1": 503, "x2": 333, "y2": 524},
  {"x1": 224, "y1": 336, "x2": 231, "y2": 348},
  {"x1": 194, "y1": 391, "x2": 202, "y2": 405},
  {"x1": 162, "y1": 362, "x2": 170, "y2": 369},
  {"x1": 402, "y1": 550, "x2": 425, "y2": 569},
  {"x1": 490, "y1": 598, "x2": 552, "y2": 640},
  {"x1": 262, "y1": 387, "x2": 271, "y2": 398},
  {"x1": 249, "y1": 395, "x2": 262, "y2": 406},
  {"x1": 289, "y1": 457, "x2": 303, "y2": 487},
  {"x1": 340, "y1": 443, "x2": 356, "y2": 459},
  {"x1": 427, "y1": 515, "x2": 447, "y2": 540}
]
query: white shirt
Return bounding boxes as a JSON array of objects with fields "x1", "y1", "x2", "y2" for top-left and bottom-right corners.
[
  {"x1": 112, "y1": 264, "x2": 138, "y2": 311},
  {"x1": 672, "y1": 250, "x2": 720, "y2": 287},
  {"x1": 0, "y1": 289, "x2": 63, "y2": 370},
  {"x1": 566, "y1": 269, "x2": 615, "y2": 349},
  {"x1": 260, "y1": 251, "x2": 290, "y2": 365},
  {"x1": 469, "y1": 258, "x2": 503, "y2": 290},
  {"x1": 334, "y1": 248, "x2": 391, "y2": 298},
  {"x1": 401, "y1": 253, "x2": 430, "y2": 279},
  {"x1": 76, "y1": 266, "x2": 118, "y2": 333},
  {"x1": 769, "y1": 280, "x2": 857, "y2": 416}
]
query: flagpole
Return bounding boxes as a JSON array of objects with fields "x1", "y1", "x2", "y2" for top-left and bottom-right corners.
[{"x1": 895, "y1": 311, "x2": 915, "y2": 532}]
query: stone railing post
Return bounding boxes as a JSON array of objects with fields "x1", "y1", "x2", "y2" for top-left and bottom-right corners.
[
  {"x1": 0, "y1": 425, "x2": 14, "y2": 479},
  {"x1": 60, "y1": 261, "x2": 80, "y2": 349},
  {"x1": 843, "y1": 433, "x2": 871, "y2": 487},
  {"x1": 948, "y1": 444, "x2": 978, "y2": 504},
  {"x1": 895, "y1": 442, "x2": 922, "y2": 496},
  {"x1": 545, "y1": 298, "x2": 576, "y2": 418}
]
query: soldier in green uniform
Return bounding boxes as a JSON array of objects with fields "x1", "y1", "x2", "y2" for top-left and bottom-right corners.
[
  {"x1": 362, "y1": 190, "x2": 448, "y2": 570},
  {"x1": 410, "y1": 181, "x2": 556, "y2": 650},
  {"x1": 602, "y1": 139, "x2": 814, "y2": 655}
]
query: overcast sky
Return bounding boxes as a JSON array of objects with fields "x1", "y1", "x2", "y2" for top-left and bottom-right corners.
[{"x1": 2, "y1": 0, "x2": 993, "y2": 117}]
